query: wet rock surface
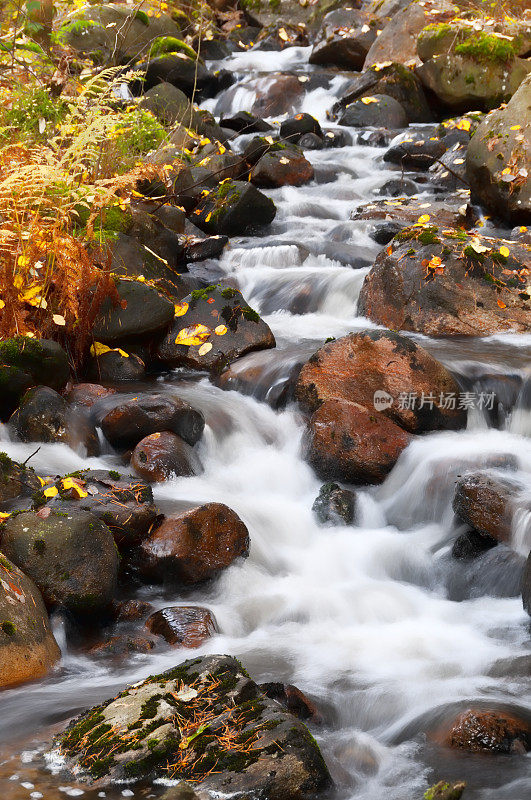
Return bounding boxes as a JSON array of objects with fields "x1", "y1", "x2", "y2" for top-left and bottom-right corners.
[
  {"x1": 0, "y1": 554, "x2": 60, "y2": 688},
  {"x1": 135, "y1": 502, "x2": 250, "y2": 584}
]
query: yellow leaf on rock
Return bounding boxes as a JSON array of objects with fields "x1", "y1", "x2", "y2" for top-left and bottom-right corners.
[
  {"x1": 278, "y1": 27, "x2": 289, "y2": 41},
  {"x1": 175, "y1": 323, "x2": 211, "y2": 347},
  {"x1": 198, "y1": 342, "x2": 213, "y2": 356},
  {"x1": 0, "y1": 300, "x2": 4, "y2": 309},
  {"x1": 361, "y1": 96, "x2": 379, "y2": 104},
  {"x1": 43, "y1": 486, "x2": 58, "y2": 498},
  {"x1": 417, "y1": 214, "x2": 430, "y2": 224},
  {"x1": 52, "y1": 314, "x2": 66, "y2": 326},
  {"x1": 215, "y1": 324, "x2": 228, "y2": 336},
  {"x1": 0, "y1": 512, "x2": 11, "y2": 520},
  {"x1": 499, "y1": 246, "x2": 510, "y2": 257},
  {"x1": 510, "y1": 125, "x2": 521, "y2": 130},
  {"x1": 90, "y1": 342, "x2": 112, "y2": 357},
  {"x1": 456, "y1": 119, "x2": 471, "y2": 131},
  {"x1": 497, "y1": 298, "x2": 507, "y2": 308},
  {"x1": 174, "y1": 301, "x2": 189, "y2": 317}
]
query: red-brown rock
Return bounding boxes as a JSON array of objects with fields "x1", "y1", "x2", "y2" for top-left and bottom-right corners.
[
  {"x1": 306, "y1": 399, "x2": 412, "y2": 485},
  {"x1": 296, "y1": 330, "x2": 465, "y2": 433},
  {"x1": 443, "y1": 709, "x2": 531, "y2": 754},
  {"x1": 67, "y1": 383, "x2": 117, "y2": 408},
  {"x1": 131, "y1": 431, "x2": 201, "y2": 482},
  {"x1": 250, "y1": 148, "x2": 314, "y2": 189},
  {"x1": 453, "y1": 471, "x2": 526, "y2": 544},
  {"x1": 145, "y1": 605, "x2": 218, "y2": 647},
  {"x1": 136, "y1": 502, "x2": 250, "y2": 584}
]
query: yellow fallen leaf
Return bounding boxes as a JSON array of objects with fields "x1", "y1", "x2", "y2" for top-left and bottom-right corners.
[
  {"x1": 510, "y1": 125, "x2": 521, "y2": 130},
  {"x1": 0, "y1": 299, "x2": 4, "y2": 309},
  {"x1": 456, "y1": 119, "x2": 471, "y2": 131},
  {"x1": 90, "y1": 342, "x2": 112, "y2": 357},
  {"x1": 198, "y1": 342, "x2": 213, "y2": 356},
  {"x1": 175, "y1": 323, "x2": 211, "y2": 347},
  {"x1": 62, "y1": 477, "x2": 88, "y2": 498},
  {"x1": 43, "y1": 486, "x2": 58, "y2": 498},
  {"x1": 52, "y1": 314, "x2": 66, "y2": 326},
  {"x1": 417, "y1": 214, "x2": 430, "y2": 224},
  {"x1": 497, "y1": 298, "x2": 506, "y2": 308},
  {"x1": 174, "y1": 301, "x2": 189, "y2": 317},
  {"x1": 215, "y1": 324, "x2": 228, "y2": 336},
  {"x1": 499, "y1": 246, "x2": 510, "y2": 257},
  {"x1": 278, "y1": 27, "x2": 289, "y2": 41},
  {"x1": 361, "y1": 96, "x2": 379, "y2": 104},
  {"x1": 0, "y1": 512, "x2": 11, "y2": 520}
]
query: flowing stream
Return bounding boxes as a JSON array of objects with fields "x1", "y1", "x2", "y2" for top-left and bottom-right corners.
[{"x1": 1, "y1": 44, "x2": 530, "y2": 800}]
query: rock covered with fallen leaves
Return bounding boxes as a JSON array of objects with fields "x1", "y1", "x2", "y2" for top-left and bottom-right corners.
[
  {"x1": 50, "y1": 654, "x2": 333, "y2": 795},
  {"x1": 157, "y1": 284, "x2": 275, "y2": 373},
  {"x1": 467, "y1": 73, "x2": 531, "y2": 222},
  {"x1": 358, "y1": 223, "x2": 531, "y2": 335}
]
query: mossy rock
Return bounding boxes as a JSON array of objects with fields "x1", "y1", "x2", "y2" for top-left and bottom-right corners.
[
  {"x1": 1, "y1": 509, "x2": 118, "y2": 615},
  {"x1": 50, "y1": 654, "x2": 332, "y2": 794},
  {"x1": 59, "y1": 3, "x2": 182, "y2": 63},
  {"x1": 149, "y1": 36, "x2": 198, "y2": 62},
  {"x1": 417, "y1": 24, "x2": 530, "y2": 111}
]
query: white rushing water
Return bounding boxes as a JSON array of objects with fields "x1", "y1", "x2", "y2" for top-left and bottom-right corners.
[{"x1": 1, "y1": 39, "x2": 530, "y2": 800}]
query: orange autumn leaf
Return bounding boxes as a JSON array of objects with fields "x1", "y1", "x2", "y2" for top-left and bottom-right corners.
[{"x1": 497, "y1": 299, "x2": 507, "y2": 309}]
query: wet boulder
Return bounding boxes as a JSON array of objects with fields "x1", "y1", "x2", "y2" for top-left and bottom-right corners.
[
  {"x1": 251, "y1": 73, "x2": 304, "y2": 117},
  {"x1": 85, "y1": 348, "x2": 146, "y2": 383},
  {"x1": 145, "y1": 605, "x2": 218, "y2": 647},
  {"x1": 138, "y1": 82, "x2": 196, "y2": 127},
  {"x1": 332, "y1": 63, "x2": 432, "y2": 124},
  {"x1": 50, "y1": 654, "x2": 332, "y2": 793},
  {"x1": 358, "y1": 226, "x2": 531, "y2": 335},
  {"x1": 453, "y1": 471, "x2": 527, "y2": 546},
  {"x1": 351, "y1": 196, "x2": 478, "y2": 236},
  {"x1": 0, "y1": 554, "x2": 60, "y2": 688},
  {"x1": 157, "y1": 285, "x2": 275, "y2": 373},
  {"x1": 135, "y1": 502, "x2": 249, "y2": 584},
  {"x1": 305, "y1": 399, "x2": 411, "y2": 485},
  {"x1": 416, "y1": 23, "x2": 530, "y2": 111},
  {"x1": 280, "y1": 113, "x2": 323, "y2": 143},
  {"x1": 261, "y1": 682, "x2": 323, "y2": 724},
  {"x1": 0, "y1": 452, "x2": 41, "y2": 508},
  {"x1": 219, "y1": 111, "x2": 273, "y2": 134},
  {"x1": 92, "y1": 278, "x2": 175, "y2": 344},
  {"x1": 143, "y1": 54, "x2": 215, "y2": 100},
  {"x1": 384, "y1": 132, "x2": 447, "y2": 169},
  {"x1": 467, "y1": 74, "x2": 531, "y2": 222},
  {"x1": 256, "y1": 21, "x2": 310, "y2": 51},
  {"x1": 0, "y1": 510, "x2": 118, "y2": 616},
  {"x1": 250, "y1": 146, "x2": 314, "y2": 188},
  {"x1": 451, "y1": 529, "x2": 497, "y2": 560},
  {"x1": 89, "y1": 635, "x2": 155, "y2": 660},
  {"x1": 363, "y1": 1, "x2": 454, "y2": 69},
  {"x1": 131, "y1": 431, "x2": 201, "y2": 482},
  {"x1": 67, "y1": 383, "x2": 116, "y2": 409},
  {"x1": 9, "y1": 386, "x2": 99, "y2": 456},
  {"x1": 191, "y1": 180, "x2": 276, "y2": 236},
  {"x1": 0, "y1": 336, "x2": 70, "y2": 419},
  {"x1": 296, "y1": 330, "x2": 465, "y2": 433},
  {"x1": 443, "y1": 708, "x2": 531, "y2": 754},
  {"x1": 309, "y1": 9, "x2": 376, "y2": 70},
  {"x1": 312, "y1": 482, "x2": 357, "y2": 526},
  {"x1": 338, "y1": 94, "x2": 407, "y2": 129},
  {"x1": 101, "y1": 394, "x2": 204, "y2": 450},
  {"x1": 41, "y1": 470, "x2": 158, "y2": 550}
]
